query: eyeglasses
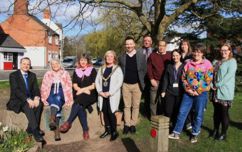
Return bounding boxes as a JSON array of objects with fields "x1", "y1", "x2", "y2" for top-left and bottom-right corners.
[{"x1": 221, "y1": 49, "x2": 230, "y2": 52}]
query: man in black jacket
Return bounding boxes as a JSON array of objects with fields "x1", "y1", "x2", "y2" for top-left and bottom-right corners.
[{"x1": 7, "y1": 57, "x2": 45, "y2": 143}]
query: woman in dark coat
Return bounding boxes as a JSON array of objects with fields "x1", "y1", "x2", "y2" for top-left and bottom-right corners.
[{"x1": 60, "y1": 54, "x2": 97, "y2": 140}]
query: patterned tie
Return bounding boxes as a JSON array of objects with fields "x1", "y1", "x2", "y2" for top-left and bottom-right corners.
[{"x1": 23, "y1": 73, "x2": 30, "y2": 97}]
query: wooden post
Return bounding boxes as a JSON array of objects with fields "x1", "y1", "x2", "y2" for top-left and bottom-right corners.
[{"x1": 150, "y1": 115, "x2": 169, "y2": 152}]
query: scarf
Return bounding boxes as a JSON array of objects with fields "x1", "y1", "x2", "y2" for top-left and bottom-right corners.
[{"x1": 75, "y1": 66, "x2": 93, "y2": 78}]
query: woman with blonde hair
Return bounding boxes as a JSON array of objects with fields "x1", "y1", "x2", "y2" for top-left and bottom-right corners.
[
  {"x1": 95, "y1": 50, "x2": 123, "y2": 141},
  {"x1": 41, "y1": 59, "x2": 73, "y2": 141}
]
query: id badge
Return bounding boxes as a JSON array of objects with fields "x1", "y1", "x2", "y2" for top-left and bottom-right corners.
[{"x1": 173, "y1": 83, "x2": 178, "y2": 88}]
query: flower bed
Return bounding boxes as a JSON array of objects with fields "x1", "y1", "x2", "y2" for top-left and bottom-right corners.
[{"x1": 0, "y1": 122, "x2": 34, "y2": 152}]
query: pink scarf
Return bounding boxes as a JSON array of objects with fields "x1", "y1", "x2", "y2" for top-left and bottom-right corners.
[{"x1": 75, "y1": 66, "x2": 93, "y2": 78}]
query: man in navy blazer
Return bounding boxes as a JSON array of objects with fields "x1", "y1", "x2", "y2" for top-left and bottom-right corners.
[{"x1": 7, "y1": 57, "x2": 45, "y2": 143}]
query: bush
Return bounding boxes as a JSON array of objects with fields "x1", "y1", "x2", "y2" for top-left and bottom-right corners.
[{"x1": 0, "y1": 122, "x2": 34, "y2": 152}]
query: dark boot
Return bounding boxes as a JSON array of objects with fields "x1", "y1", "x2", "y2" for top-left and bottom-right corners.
[
  {"x1": 209, "y1": 129, "x2": 219, "y2": 139},
  {"x1": 100, "y1": 126, "x2": 111, "y2": 138},
  {"x1": 49, "y1": 115, "x2": 57, "y2": 130},
  {"x1": 54, "y1": 128, "x2": 61, "y2": 141},
  {"x1": 110, "y1": 131, "x2": 119, "y2": 141}
]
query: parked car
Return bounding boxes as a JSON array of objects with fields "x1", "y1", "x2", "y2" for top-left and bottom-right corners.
[
  {"x1": 62, "y1": 56, "x2": 77, "y2": 68},
  {"x1": 93, "y1": 58, "x2": 104, "y2": 66}
]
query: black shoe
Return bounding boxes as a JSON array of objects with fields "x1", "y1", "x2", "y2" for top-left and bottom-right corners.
[
  {"x1": 218, "y1": 134, "x2": 226, "y2": 141},
  {"x1": 100, "y1": 131, "x2": 110, "y2": 138},
  {"x1": 209, "y1": 130, "x2": 219, "y2": 139},
  {"x1": 110, "y1": 131, "x2": 119, "y2": 141},
  {"x1": 87, "y1": 106, "x2": 93, "y2": 114},
  {"x1": 123, "y1": 125, "x2": 130, "y2": 134},
  {"x1": 130, "y1": 126, "x2": 136, "y2": 134},
  {"x1": 26, "y1": 128, "x2": 33, "y2": 135},
  {"x1": 39, "y1": 130, "x2": 45, "y2": 136},
  {"x1": 33, "y1": 133, "x2": 45, "y2": 143},
  {"x1": 100, "y1": 126, "x2": 111, "y2": 138}
]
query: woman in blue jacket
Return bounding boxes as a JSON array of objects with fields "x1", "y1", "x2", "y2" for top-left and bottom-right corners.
[{"x1": 211, "y1": 43, "x2": 237, "y2": 140}]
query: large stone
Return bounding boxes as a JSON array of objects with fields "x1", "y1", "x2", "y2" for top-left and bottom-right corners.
[{"x1": 0, "y1": 104, "x2": 104, "y2": 145}]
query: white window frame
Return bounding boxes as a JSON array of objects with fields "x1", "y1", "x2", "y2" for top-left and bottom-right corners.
[
  {"x1": 48, "y1": 36, "x2": 52, "y2": 44},
  {"x1": 3, "y1": 52, "x2": 13, "y2": 62}
]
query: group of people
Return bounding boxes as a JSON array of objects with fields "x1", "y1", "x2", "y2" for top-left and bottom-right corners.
[{"x1": 6, "y1": 35, "x2": 237, "y2": 145}]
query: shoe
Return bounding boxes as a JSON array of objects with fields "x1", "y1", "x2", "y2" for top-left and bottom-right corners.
[
  {"x1": 123, "y1": 125, "x2": 130, "y2": 134},
  {"x1": 54, "y1": 128, "x2": 61, "y2": 141},
  {"x1": 83, "y1": 131, "x2": 90, "y2": 140},
  {"x1": 186, "y1": 123, "x2": 192, "y2": 130},
  {"x1": 26, "y1": 128, "x2": 45, "y2": 136},
  {"x1": 49, "y1": 115, "x2": 57, "y2": 130},
  {"x1": 130, "y1": 126, "x2": 136, "y2": 134},
  {"x1": 110, "y1": 131, "x2": 119, "y2": 141},
  {"x1": 60, "y1": 122, "x2": 72, "y2": 133},
  {"x1": 39, "y1": 129, "x2": 45, "y2": 136},
  {"x1": 26, "y1": 128, "x2": 33, "y2": 135},
  {"x1": 87, "y1": 106, "x2": 93, "y2": 113},
  {"x1": 190, "y1": 135, "x2": 198, "y2": 143},
  {"x1": 209, "y1": 130, "x2": 219, "y2": 139},
  {"x1": 168, "y1": 133, "x2": 180, "y2": 140},
  {"x1": 33, "y1": 130, "x2": 45, "y2": 143},
  {"x1": 218, "y1": 134, "x2": 226, "y2": 141},
  {"x1": 100, "y1": 126, "x2": 111, "y2": 138}
]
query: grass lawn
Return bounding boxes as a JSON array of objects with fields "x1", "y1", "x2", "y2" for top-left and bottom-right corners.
[{"x1": 122, "y1": 91, "x2": 242, "y2": 152}]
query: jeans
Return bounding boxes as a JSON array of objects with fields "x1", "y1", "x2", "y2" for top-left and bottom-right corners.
[
  {"x1": 67, "y1": 103, "x2": 88, "y2": 131},
  {"x1": 173, "y1": 92, "x2": 208, "y2": 136}
]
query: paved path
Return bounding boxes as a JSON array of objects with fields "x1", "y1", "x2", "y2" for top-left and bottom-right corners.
[{"x1": 44, "y1": 138, "x2": 130, "y2": 152}]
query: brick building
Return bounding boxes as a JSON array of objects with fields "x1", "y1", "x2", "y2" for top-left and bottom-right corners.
[{"x1": 0, "y1": 0, "x2": 60, "y2": 70}]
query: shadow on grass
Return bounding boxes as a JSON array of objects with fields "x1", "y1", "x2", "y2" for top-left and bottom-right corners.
[
  {"x1": 230, "y1": 120, "x2": 242, "y2": 130},
  {"x1": 121, "y1": 137, "x2": 140, "y2": 152}
]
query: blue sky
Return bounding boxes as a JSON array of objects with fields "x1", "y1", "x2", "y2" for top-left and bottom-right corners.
[{"x1": 0, "y1": 0, "x2": 101, "y2": 37}]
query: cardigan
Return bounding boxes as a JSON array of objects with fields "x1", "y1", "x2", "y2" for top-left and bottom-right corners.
[
  {"x1": 41, "y1": 69, "x2": 73, "y2": 106},
  {"x1": 182, "y1": 59, "x2": 213, "y2": 94},
  {"x1": 213, "y1": 58, "x2": 237, "y2": 101},
  {"x1": 95, "y1": 65, "x2": 124, "y2": 113}
]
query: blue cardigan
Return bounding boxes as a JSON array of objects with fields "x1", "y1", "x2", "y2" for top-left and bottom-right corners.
[{"x1": 213, "y1": 58, "x2": 237, "y2": 101}]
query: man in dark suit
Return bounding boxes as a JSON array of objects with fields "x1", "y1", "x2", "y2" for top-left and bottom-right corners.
[
  {"x1": 137, "y1": 35, "x2": 154, "y2": 119},
  {"x1": 119, "y1": 36, "x2": 147, "y2": 134},
  {"x1": 7, "y1": 57, "x2": 45, "y2": 143}
]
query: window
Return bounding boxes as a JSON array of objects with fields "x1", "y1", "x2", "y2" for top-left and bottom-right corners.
[
  {"x1": 4, "y1": 53, "x2": 13, "y2": 61},
  {"x1": 55, "y1": 36, "x2": 59, "y2": 45},
  {"x1": 48, "y1": 36, "x2": 52, "y2": 44}
]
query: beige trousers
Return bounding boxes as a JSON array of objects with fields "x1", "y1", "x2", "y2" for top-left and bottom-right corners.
[{"x1": 122, "y1": 83, "x2": 142, "y2": 126}]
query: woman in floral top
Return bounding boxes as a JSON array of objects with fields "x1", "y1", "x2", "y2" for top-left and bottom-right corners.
[{"x1": 169, "y1": 43, "x2": 213, "y2": 144}]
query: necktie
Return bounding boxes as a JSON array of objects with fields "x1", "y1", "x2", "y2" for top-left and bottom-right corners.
[
  {"x1": 23, "y1": 73, "x2": 30, "y2": 97},
  {"x1": 145, "y1": 48, "x2": 149, "y2": 60}
]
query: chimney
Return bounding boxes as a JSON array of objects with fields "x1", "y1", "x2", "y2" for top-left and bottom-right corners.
[
  {"x1": 14, "y1": 0, "x2": 28, "y2": 15},
  {"x1": 43, "y1": 8, "x2": 51, "y2": 19}
]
